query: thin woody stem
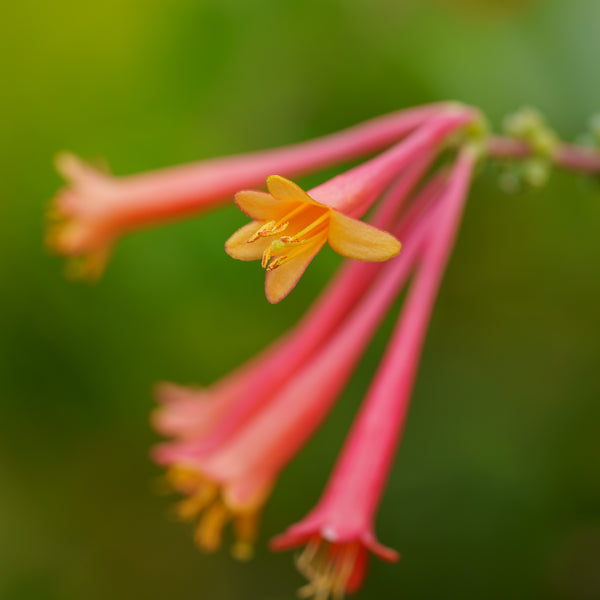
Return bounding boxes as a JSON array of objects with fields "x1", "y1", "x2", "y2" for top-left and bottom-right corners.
[{"x1": 487, "y1": 136, "x2": 600, "y2": 174}]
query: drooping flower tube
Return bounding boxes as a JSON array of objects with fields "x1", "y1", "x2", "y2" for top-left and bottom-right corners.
[
  {"x1": 271, "y1": 147, "x2": 478, "y2": 599},
  {"x1": 225, "y1": 107, "x2": 476, "y2": 302},
  {"x1": 153, "y1": 190, "x2": 442, "y2": 560},
  {"x1": 47, "y1": 104, "x2": 447, "y2": 279}
]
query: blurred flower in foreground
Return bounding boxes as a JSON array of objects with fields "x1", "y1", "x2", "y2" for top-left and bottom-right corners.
[{"x1": 47, "y1": 104, "x2": 445, "y2": 279}]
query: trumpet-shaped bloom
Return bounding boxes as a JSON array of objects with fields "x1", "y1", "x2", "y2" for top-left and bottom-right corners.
[
  {"x1": 226, "y1": 107, "x2": 475, "y2": 302},
  {"x1": 47, "y1": 105, "x2": 445, "y2": 278},
  {"x1": 225, "y1": 176, "x2": 402, "y2": 303},
  {"x1": 271, "y1": 148, "x2": 477, "y2": 599}
]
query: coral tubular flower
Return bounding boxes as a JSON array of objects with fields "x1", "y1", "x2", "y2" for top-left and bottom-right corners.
[
  {"x1": 271, "y1": 148, "x2": 478, "y2": 599},
  {"x1": 47, "y1": 104, "x2": 445, "y2": 278},
  {"x1": 154, "y1": 193, "x2": 440, "y2": 560},
  {"x1": 226, "y1": 107, "x2": 475, "y2": 302}
]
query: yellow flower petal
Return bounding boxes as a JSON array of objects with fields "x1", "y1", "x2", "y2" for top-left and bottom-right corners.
[
  {"x1": 264, "y1": 236, "x2": 327, "y2": 303},
  {"x1": 225, "y1": 221, "x2": 273, "y2": 261},
  {"x1": 266, "y1": 175, "x2": 321, "y2": 206},
  {"x1": 328, "y1": 211, "x2": 401, "y2": 262},
  {"x1": 234, "y1": 190, "x2": 296, "y2": 221}
]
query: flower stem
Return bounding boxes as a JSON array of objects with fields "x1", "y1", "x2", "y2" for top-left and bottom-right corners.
[{"x1": 487, "y1": 136, "x2": 600, "y2": 174}]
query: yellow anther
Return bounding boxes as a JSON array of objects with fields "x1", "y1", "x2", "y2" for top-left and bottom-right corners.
[
  {"x1": 194, "y1": 499, "x2": 231, "y2": 552},
  {"x1": 247, "y1": 220, "x2": 288, "y2": 242},
  {"x1": 265, "y1": 255, "x2": 288, "y2": 271},
  {"x1": 261, "y1": 245, "x2": 273, "y2": 269},
  {"x1": 167, "y1": 465, "x2": 206, "y2": 494},
  {"x1": 175, "y1": 483, "x2": 218, "y2": 521}
]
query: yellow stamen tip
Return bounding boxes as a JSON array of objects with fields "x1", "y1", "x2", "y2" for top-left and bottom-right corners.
[
  {"x1": 266, "y1": 256, "x2": 288, "y2": 271},
  {"x1": 231, "y1": 541, "x2": 254, "y2": 561},
  {"x1": 194, "y1": 500, "x2": 230, "y2": 553}
]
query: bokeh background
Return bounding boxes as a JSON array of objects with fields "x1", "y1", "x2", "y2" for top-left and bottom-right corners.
[{"x1": 1, "y1": 0, "x2": 600, "y2": 598}]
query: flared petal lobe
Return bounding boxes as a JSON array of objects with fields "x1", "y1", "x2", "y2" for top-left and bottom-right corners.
[
  {"x1": 225, "y1": 176, "x2": 401, "y2": 302},
  {"x1": 328, "y1": 211, "x2": 401, "y2": 261}
]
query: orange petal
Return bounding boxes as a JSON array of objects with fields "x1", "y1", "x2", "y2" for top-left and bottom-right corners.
[
  {"x1": 266, "y1": 175, "x2": 321, "y2": 206},
  {"x1": 264, "y1": 236, "x2": 327, "y2": 303},
  {"x1": 234, "y1": 190, "x2": 295, "y2": 221},
  {"x1": 225, "y1": 221, "x2": 272, "y2": 261},
  {"x1": 328, "y1": 211, "x2": 401, "y2": 262}
]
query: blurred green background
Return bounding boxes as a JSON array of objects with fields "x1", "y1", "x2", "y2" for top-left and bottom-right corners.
[{"x1": 1, "y1": 0, "x2": 600, "y2": 598}]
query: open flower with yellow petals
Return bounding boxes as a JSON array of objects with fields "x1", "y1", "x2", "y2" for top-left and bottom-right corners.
[
  {"x1": 225, "y1": 106, "x2": 476, "y2": 302},
  {"x1": 225, "y1": 175, "x2": 402, "y2": 303}
]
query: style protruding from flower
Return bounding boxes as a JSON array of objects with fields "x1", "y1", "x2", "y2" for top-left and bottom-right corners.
[{"x1": 225, "y1": 176, "x2": 401, "y2": 303}]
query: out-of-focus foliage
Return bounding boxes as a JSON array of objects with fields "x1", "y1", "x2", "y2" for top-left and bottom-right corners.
[{"x1": 0, "y1": 1, "x2": 599, "y2": 599}]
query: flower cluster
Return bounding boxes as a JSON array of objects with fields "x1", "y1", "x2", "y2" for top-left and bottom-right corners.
[{"x1": 50, "y1": 103, "x2": 482, "y2": 597}]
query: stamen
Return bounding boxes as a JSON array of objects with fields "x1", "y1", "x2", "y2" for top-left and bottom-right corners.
[
  {"x1": 231, "y1": 512, "x2": 260, "y2": 561},
  {"x1": 246, "y1": 220, "x2": 289, "y2": 243},
  {"x1": 167, "y1": 465, "x2": 206, "y2": 495},
  {"x1": 175, "y1": 483, "x2": 218, "y2": 520},
  {"x1": 274, "y1": 202, "x2": 312, "y2": 227},
  {"x1": 265, "y1": 230, "x2": 329, "y2": 271},
  {"x1": 194, "y1": 499, "x2": 231, "y2": 552},
  {"x1": 331, "y1": 544, "x2": 359, "y2": 600},
  {"x1": 261, "y1": 245, "x2": 273, "y2": 269},
  {"x1": 295, "y1": 540, "x2": 359, "y2": 600},
  {"x1": 265, "y1": 255, "x2": 289, "y2": 272},
  {"x1": 246, "y1": 202, "x2": 315, "y2": 244},
  {"x1": 287, "y1": 212, "x2": 330, "y2": 243}
]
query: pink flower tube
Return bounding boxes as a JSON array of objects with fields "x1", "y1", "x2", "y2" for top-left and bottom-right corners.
[
  {"x1": 271, "y1": 147, "x2": 478, "y2": 598},
  {"x1": 48, "y1": 104, "x2": 448, "y2": 278}
]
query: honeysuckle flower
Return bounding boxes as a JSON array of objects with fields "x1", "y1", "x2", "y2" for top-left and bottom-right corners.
[
  {"x1": 225, "y1": 175, "x2": 403, "y2": 303},
  {"x1": 271, "y1": 148, "x2": 477, "y2": 599},
  {"x1": 153, "y1": 194, "x2": 441, "y2": 559},
  {"x1": 225, "y1": 107, "x2": 475, "y2": 302},
  {"x1": 47, "y1": 104, "x2": 446, "y2": 278}
]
